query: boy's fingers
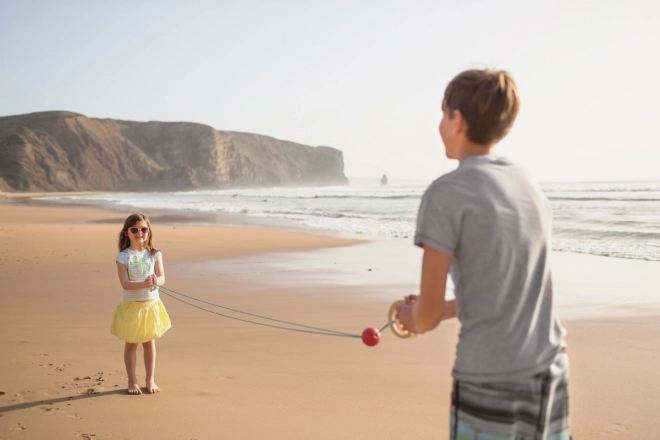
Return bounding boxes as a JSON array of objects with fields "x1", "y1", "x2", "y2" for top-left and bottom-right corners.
[{"x1": 404, "y1": 294, "x2": 417, "y2": 305}]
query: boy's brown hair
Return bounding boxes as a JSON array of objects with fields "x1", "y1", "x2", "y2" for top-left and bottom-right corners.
[{"x1": 442, "y1": 69, "x2": 520, "y2": 145}]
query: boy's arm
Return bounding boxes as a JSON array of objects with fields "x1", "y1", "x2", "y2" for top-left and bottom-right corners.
[
  {"x1": 414, "y1": 245, "x2": 454, "y2": 332},
  {"x1": 398, "y1": 245, "x2": 455, "y2": 334},
  {"x1": 440, "y1": 299, "x2": 457, "y2": 321}
]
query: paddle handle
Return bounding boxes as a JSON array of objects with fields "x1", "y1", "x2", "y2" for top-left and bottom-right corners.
[{"x1": 388, "y1": 300, "x2": 417, "y2": 338}]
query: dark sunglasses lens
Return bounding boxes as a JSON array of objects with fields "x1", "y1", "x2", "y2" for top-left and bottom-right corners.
[{"x1": 129, "y1": 227, "x2": 149, "y2": 234}]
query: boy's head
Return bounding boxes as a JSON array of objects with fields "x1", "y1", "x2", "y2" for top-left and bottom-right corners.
[{"x1": 440, "y1": 69, "x2": 520, "y2": 157}]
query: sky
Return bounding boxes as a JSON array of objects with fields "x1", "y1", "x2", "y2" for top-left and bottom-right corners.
[{"x1": 1, "y1": 0, "x2": 659, "y2": 182}]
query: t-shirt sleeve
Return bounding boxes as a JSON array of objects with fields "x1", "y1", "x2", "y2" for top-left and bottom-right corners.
[
  {"x1": 154, "y1": 251, "x2": 162, "y2": 262},
  {"x1": 116, "y1": 251, "x2": 128, "y2": 266},
  {"x1": 414, "y1": 181, "x2": 461, "y2": 256}
]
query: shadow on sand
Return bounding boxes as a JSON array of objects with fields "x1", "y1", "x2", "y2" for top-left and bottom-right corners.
[{"x1": 0, "y1": 388, "x2": 154, "y2": 414}]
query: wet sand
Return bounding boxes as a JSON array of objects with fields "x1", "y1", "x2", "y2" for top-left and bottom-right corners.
[{"x1": 0, "y1": 198, "x2": 659, "y2": 439}]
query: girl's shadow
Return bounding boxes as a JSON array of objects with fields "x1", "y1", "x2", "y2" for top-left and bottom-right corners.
[{"x1": 0, "y1": 389, "x2": 149, "y2": 414}]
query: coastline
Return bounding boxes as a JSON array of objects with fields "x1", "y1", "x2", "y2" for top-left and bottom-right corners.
[
  {"x1": 6, "y1": 191, "x2": 356, "y2": 239},
  {"x1": 1, "y1": 197, "x2": 659, "y2": 438}
]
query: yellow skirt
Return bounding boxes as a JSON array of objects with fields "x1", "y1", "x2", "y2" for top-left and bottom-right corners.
[{"x1": 110, "y1": 299, "x2": 171, "y2": 343}]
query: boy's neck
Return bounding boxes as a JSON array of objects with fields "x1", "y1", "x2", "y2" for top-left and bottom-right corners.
[{"x1": 456, "y1": 141, "x2": 495, "y2": 162}]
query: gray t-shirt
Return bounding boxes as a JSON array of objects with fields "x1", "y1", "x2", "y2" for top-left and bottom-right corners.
[{"x1": 415, "y1": 155, "x2": 566, "y2": 382}]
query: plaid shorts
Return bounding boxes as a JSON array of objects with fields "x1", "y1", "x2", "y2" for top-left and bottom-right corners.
[{"x1": 450, "y1": 352, "x2": 570, "y2": 440}]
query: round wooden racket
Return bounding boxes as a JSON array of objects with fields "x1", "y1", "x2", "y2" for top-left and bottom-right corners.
[{"x1": 388, "y1": 300, "x2": 417, "y2": 338}]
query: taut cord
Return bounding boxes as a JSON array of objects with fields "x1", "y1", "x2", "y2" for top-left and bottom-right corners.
[{"x1": 159, "y1": 285, "x2": 376, "y2": 338}]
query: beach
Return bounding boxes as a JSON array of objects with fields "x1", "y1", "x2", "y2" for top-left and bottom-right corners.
[{"x1": 1, "y1": 197, "x2": 659, "y2": 439}]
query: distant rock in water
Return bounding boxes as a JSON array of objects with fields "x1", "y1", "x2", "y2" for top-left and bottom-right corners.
[
  {"x1": 0, "y1": 111, "x2": 349, "y2": 192},
  {"x1": 381, "y1": 174, "x2": 388, "y2": 186}
]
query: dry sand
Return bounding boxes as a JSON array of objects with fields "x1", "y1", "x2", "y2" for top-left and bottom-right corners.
[{"x1": 0, "y1": 198, "x2": 659, "y2": 439}]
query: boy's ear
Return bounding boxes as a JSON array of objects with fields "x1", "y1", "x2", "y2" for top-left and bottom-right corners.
[{"x1": 452, "y1": 110, "x2": 468, "y2": 136}]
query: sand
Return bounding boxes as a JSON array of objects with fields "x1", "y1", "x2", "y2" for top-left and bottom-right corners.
[{"x1": 0, "y1": 198, "x2": 659, "y2": 439}]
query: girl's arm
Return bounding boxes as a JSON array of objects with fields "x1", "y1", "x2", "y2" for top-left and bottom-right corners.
[
  {"x1": 396, "y1": 245, "x2": 455, "y2": 334},
  {"x1": 116, "y1": 262, "x2": 153, "y2": 291},
  {"x1": 152, "y1": 256, "x2": 165, "y2": 286}
]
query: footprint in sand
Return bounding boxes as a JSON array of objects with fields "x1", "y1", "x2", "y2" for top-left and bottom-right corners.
[
  {"x1": 40, "y1": 405, "x2": 59, "y2": 412},
  {"x1": 53, "y1": 376, "x2": 90, "y2": 394},
  {"x1": 70, "y1": 373, "x2": 106, "y2": 387},
  {"x1": 82, "y1": 387, "x2": 103, "y2": 395},
  {"x1": 12, "y1": 390, "x2": 36, "y2": 402},
  {"x1": 610, "y1": 423, "x2": 628, "y2": 432},
  {"x1": 74, "y1": 431, "x2": 97, "y2": 439},
  {"x1": 215, "y1": 375, "x2": 234, "y2": 381},
  {"x1": 10, "y1": 423, "x2": 27, "y2": 431},
  {"x1": 39, "y1": 363, "x2": 68, "y2": 374}
]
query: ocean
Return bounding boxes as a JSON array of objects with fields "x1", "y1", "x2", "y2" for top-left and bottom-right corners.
[{"x1": 45, "y1": 178, "x2": 660, "y2": 262}]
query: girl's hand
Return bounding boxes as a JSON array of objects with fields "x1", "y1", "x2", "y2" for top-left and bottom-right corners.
[{"x1": 142, "y1": 275, "x2": 155, "y2": 290}]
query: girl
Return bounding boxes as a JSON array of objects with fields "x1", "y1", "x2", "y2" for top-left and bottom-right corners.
[{"x1": 110, "y1": 213, "x2": 171, "y2": 395}]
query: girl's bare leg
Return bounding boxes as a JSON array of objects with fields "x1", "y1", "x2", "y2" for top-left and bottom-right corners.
[
  {"x1": 143, "y1": 340, "x2": 160, "y2": 393},
  {"x1": 124, "y1": 343, "x2": 141, "y2": 394}
]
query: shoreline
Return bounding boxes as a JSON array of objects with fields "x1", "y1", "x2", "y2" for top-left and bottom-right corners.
[
  {"x1": 3, "y1": 194, "x2": 660, "y2": 320},
  {"x1": 4, "y1": 190, "x2": 358, "y2": 240},
  {"x1": 1, "y1": 196, "x2": 660, "y2": 438},
  {"x1": 8, "y1": 189, "x2": 660, "y2": 263}
]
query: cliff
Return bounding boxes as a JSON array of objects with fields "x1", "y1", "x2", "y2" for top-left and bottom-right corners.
[{"x1": 0, "y1": 111, "x2": 349, "y2": 192}]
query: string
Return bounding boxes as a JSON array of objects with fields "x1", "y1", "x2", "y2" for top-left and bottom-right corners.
[{"x1": 159, "y1": 286, "x2": 369, "y2": 338}]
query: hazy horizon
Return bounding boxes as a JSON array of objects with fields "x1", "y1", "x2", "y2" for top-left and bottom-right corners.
[
  {"x1": 3, "y1": 108, "x2": 657, "y2": 184},
  {"x1": 346, "y1": 175, "x2": 660, "y2": 184},
  {"x1": 1, "y1": 1, "x2": 658, "y2": 183}
]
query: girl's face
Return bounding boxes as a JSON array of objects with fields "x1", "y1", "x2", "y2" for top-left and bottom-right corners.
[{"x1": 125, "y1": 220, "x2": 150, "y2": 248}]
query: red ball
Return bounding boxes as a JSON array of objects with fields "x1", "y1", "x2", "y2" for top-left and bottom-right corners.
[{"x1": 361, "y1": 327, "x2": 381, "y2": 346}]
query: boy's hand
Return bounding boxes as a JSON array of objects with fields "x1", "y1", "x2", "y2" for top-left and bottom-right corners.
[
  {"x1": 404, "y1": 294, "x2": 419, "y2": 305},
  {"x1": 395, "y1": 302, "x2": 417, "y2": 334}
]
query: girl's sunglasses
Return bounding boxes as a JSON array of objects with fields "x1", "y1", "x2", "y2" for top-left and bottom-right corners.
[{"x1": 129, "y1": 227, "x2": 150, "y2": 234}]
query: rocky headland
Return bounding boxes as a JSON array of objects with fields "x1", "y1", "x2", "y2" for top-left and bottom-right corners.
[{"x1": 0, "y1": 111, "x2": 349, "y2": 192}]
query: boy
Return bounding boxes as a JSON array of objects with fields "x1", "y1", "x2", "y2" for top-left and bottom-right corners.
[{"x1": 396, "y1": 69, "x2": 570, "y2": 439}]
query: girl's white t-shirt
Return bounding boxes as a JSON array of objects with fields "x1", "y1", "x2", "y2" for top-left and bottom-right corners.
[{"x1": 116, "y1": 248, "x2": 162, "y2": 301}]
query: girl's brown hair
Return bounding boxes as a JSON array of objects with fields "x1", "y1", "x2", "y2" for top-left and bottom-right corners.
[{"x1": 118, "y1": 213, "x2": 158, "y2": 255}]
